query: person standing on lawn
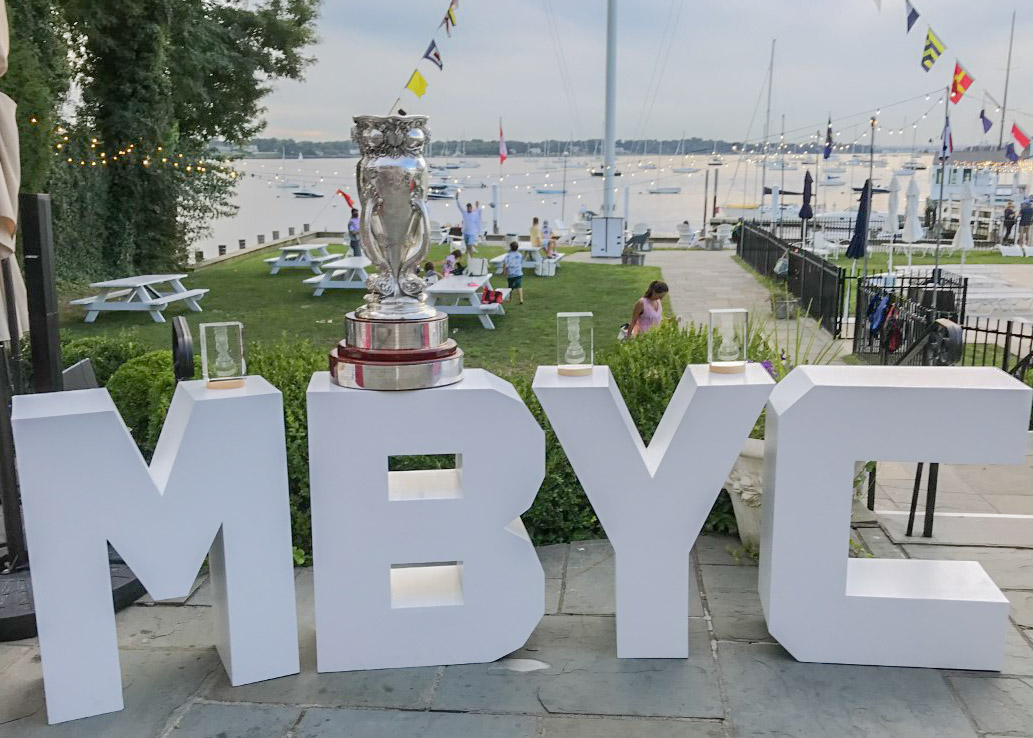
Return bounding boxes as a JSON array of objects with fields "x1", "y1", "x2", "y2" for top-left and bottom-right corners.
[
  {"x1": 348, "y1": 208, "x2": 361, "y2": 256},
  {"x1": 1003, "y1": 202, "x2": 1016, "y2": 244},
  {"x1": 462, "y1": 201, "x2": 482, "y2": 256},
  {"x1": 1019, "y1": 199, "x2": 1033, "y2": 247},
  {"x1": 502, "y1": 240, "x2": 525, "y2": 305}
]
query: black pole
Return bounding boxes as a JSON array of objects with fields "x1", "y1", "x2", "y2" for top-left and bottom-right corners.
[{"x1": 21, "y1": 194, "x2": 62, "y2": 393}]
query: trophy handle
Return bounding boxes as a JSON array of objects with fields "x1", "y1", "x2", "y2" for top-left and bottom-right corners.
[{"x1": 399, "y1": 195, "x2": 431, "y2": 297}]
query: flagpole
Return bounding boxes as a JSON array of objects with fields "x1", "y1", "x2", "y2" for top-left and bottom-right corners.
[
  {"x1": 760, "y1": 39, "x2": 775, "y2": 215},
  {"x1": 602, "y1": 0, "x2": 618, "y2": 217},
  {"x1": 863, "y1": 116, "x2": 875, "y2": 278},
  {"x1": 934, "y1": 85, "x2": 950, "y2": 317},
  {"x1": 999, "y1": 10, "x2": 1016, "y2": 149}
]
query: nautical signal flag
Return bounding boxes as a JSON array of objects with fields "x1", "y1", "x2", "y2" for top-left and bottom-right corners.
[
  {"x1": 1013, "y1": 123, "x2": 1031, "y2": 151},
  {"x1": 441, "y1": 2, "x2": 458, "y2": 37},
  {"x1": 905, "y1": 0, "x2": 919, "y2": 33},
  {"x1": 950, "y1": 62, "x2": 974, "y2": 104},
  {"x1": 499, "y1": 119, "x2": 508, "y2": 165},
  {"x1": 405, "y1": 69, "x2": 429, "y2": 98},
  {"x1": 423, "y1": 40, "x2": 443, "y2": 71},
  {"x1": 940, "y1": 115, "x2": 953, "y2": 162},
  {"x1": 980, "y1": 109, "x2": 993, "y2": 134},
  {"x1": 922, "y1": 27, "x2": 945, "y2": 72},
  {"x1": 1006, "y1": 144, "x2": 1020, "y2": 163},
  {"x1": 336, "y1": 190, "x2": 355, "y2": 208}
]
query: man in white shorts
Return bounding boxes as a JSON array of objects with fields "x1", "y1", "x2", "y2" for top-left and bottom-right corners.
[{"x1": 462, "y1": 201, "x2": 482, "y2": 256}]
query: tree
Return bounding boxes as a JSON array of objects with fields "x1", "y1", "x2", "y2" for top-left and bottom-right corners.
[
  {"x1": 0, "y1": 0, "x2": 71, "y2": 193},
  {"x1": 59, "y1": 0, "x2": 320, "y2": 276}
]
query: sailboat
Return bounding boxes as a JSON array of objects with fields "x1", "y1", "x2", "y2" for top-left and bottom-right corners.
[
  {"x1": 277, "y1": 148, "x2": 299, "y2": 189},
  {"x1": 708, "y1": 141, "x2": 723, "y2": 166},
  {"x1": 672, "y1": 132, "x2": 701, "y2": 173},
  {"x1": 637, "y1": 140, "x2": 658, "y2": 170}
]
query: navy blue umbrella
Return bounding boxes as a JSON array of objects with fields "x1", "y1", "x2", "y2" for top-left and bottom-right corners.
[
  {"x1": 846, "y1": 179, "x2": 872, "y2": 260},
  {"x1": 798, "y1": 171, "x2": 814, "y2": 220}
]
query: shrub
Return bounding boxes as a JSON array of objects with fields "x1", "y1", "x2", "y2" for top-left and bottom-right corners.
[
  {"x1": 105, "y1": 350, "x2": 176, "y2": 456},
  {"x1": 246, "y1": 338, "x2": 328, "y2": 559},
  {"x1": 113, "y1": 322, "x2": 774, "y2": 558},
  {"x1": 62, "y1": 333, "x2": 148, "y2": 385}
]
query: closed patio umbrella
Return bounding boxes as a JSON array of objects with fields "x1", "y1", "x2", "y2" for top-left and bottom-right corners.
[
  {"x1": 902, "y1": 177, "x2": 924, "y2": 268},
  {"x1": 799, "y1": 171, "x2": 813, "y2": 247},
  {"x1": 880, "y1": 176, "x2": 901, "y2": 272},
  {"x1": 0, "y1": 1, "x2": 28, "y2": 342},
  {"x1": 952, "y1": 181, "x2": 975, "y2": 274}
]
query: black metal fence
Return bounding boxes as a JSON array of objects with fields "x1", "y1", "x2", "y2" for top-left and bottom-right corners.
[
  {"x1": 756, "y1": 218, "x2": 996, "y2": 254},
  {"x1": 958, "y1": 317, "x2": 1033, "y2": 375},
  {"x1": 737, "y1": 222, "x2": 846, "y2": 336},
  {"x1": 851, "y1": 270, "x2": 968, "y2": 365}
]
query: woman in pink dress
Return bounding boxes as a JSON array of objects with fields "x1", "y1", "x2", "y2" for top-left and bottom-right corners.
[{"x1": 630, "y1": 281, "x2": 668, "y2": 336}]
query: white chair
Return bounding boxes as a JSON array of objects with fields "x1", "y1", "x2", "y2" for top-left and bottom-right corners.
[
  {"x1": 429, "y1": 221, "x2": 449, "y2": 245},
  {"x1": 632, "y1": 222, "x2": 650, "y2": 237},
  {"x1": 676, "y1": 222, "x2": 698, "y2": 247},
  {"x1": 714, "y1": 223, "x2": 734, "y2": 249}
]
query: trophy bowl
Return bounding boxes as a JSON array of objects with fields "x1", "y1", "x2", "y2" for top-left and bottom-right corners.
[{"x1": 329, "y1": 115, "x2": 464, "y2": 390}]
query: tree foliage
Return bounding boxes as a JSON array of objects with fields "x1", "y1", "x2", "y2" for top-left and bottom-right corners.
[{"x1": 4, "y1": 0, "x2": 320, "y2": 279}]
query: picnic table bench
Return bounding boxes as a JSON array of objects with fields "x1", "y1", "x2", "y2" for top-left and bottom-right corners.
[
  {"x1": 69, "y1": 274, "x2": 208, "y2": 323},
  {"x1": 425, "y1": 273, "x2": 510, "y2": 330},
  {"x1": 265, "y1": 243, "x2": 339, "y2": 275},
  {"x1": 303, "y1": 256, "x2": 372, "y2": 296}
]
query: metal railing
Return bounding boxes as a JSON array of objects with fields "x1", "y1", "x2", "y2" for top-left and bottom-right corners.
[
  {"x1": 958, "y1": 317, "x2": 1033, "y2": 375},
  {"x1": 737, "y1": 222, "x2": 846, "y2": 336},
  {"x1": 851, "y1": 270, "x2": 968, "y2": 365}
]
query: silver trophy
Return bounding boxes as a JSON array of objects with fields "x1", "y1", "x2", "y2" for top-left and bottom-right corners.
[{"x1": 329, "y1": 115, "x2": 464, "y2": 390}]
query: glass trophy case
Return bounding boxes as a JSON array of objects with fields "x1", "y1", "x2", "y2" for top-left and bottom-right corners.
[
  {"x1": 557, "y1": 312, "x2": 594, "y2": 376},
  {"x1": 708, "y1": 309, "x2": 748, "y2": 374},
  {"x1": 200, "y1": 322, "x2": 246, "y2": 389}
]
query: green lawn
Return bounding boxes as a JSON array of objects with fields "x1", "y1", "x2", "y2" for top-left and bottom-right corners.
[
  {"x1": 59, "y1": 244, "x2": 663, "y2": 376},
  {"x1": 829, "y1": 250, "x2": 1033, "y2": 271}
]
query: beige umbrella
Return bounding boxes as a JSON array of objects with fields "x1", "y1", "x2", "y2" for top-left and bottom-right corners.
[
  {"x1": 952, "y1": 181, "x2": 975, "y2": 275},
  {"x1": 0, "y1": 2, "x2": 28, "y2": 342},
  {"x1": 0, "y1": 0, "x2": 7, "y2": 78},
  {"x1": 902, "y1": 177, "x2": 924, "y2": 268}
]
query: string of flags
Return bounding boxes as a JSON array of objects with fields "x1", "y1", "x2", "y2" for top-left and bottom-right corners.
[
  {"x1": 870, "y1": 0, "x2": 1030, "y2": 159},
  {"x1": 399, "y1": 0, "x2": 460, "y2": 105}
]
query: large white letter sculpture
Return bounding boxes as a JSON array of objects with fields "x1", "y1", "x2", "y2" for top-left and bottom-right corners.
[
  {"x1": 12, "y1": 379, "x2": 300, "y2": 724},
  {"x1": 761, "y1": 366, "x2": 1032, "y2": 670},
  {"x1": 307, "y1": 369, "x2": 544, "y2": 671},
  {"x1": 534, "y1": 365, "x2": 773, "y2": 657}
]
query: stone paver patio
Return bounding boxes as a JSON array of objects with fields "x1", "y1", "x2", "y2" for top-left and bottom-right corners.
[{"x1": 2, "y1": 517, "x2": 1032, "y2": 737}]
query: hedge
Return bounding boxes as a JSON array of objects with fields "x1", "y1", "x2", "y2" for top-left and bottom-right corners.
[{"x1": 88, "y1": 320, "x2": 775, "y2": 561}]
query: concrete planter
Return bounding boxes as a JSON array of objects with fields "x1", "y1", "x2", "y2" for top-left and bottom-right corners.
[
  {"x1": 621, "y1": 252, "x2": 646, "y2": 266},
  {"x1": 726, "y1": 438, "x2": 765, "y2": 551}
]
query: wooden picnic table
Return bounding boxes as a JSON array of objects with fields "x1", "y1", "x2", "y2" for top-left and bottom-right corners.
[
  {"x1": 425, "y1": 273, "x2": 509, "y2": 330},
  {"x1": 69, "y1": 274, "x2": 208, "y2": 323},
  {"x1": 265, "y1": 243, "x2": 339, "y2": 275},
  {"x1": 303, "y1": 256, "x2": 373, "y2": 296}
]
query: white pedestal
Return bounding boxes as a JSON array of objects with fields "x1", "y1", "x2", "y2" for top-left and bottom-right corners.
[
  {"x1": 12, "y1": 377, "x2": 300, "y2": 724},
  {"x1": 306, "y1": 369, "x2": 545, "y2": 672},
  {"x1": 534, "y1": 364, "x2": 774, "y2": 658},
  {"x1": 761, "y1": 365, "x2": 1031, "y2": 670}
]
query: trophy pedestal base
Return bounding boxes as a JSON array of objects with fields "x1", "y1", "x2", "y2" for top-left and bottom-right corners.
[{"x1": 330, "y1": 312, "x2": 464, "y2": 391}]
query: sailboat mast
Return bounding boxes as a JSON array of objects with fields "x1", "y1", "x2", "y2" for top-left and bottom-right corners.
[
  {"x1": 602, "y1": 0, "x2": 618, "y2": 215},
  {"x1": 760, "y1": 39, "x2": 776, "y2": 211},
  {"x1": 999, "y1": 10, "x2": 1016, "y2": 149}
]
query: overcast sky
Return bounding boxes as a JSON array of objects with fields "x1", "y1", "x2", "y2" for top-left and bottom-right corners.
[{"x1": 262, "y1": 0, "x2": 1030, "y2": 152}]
